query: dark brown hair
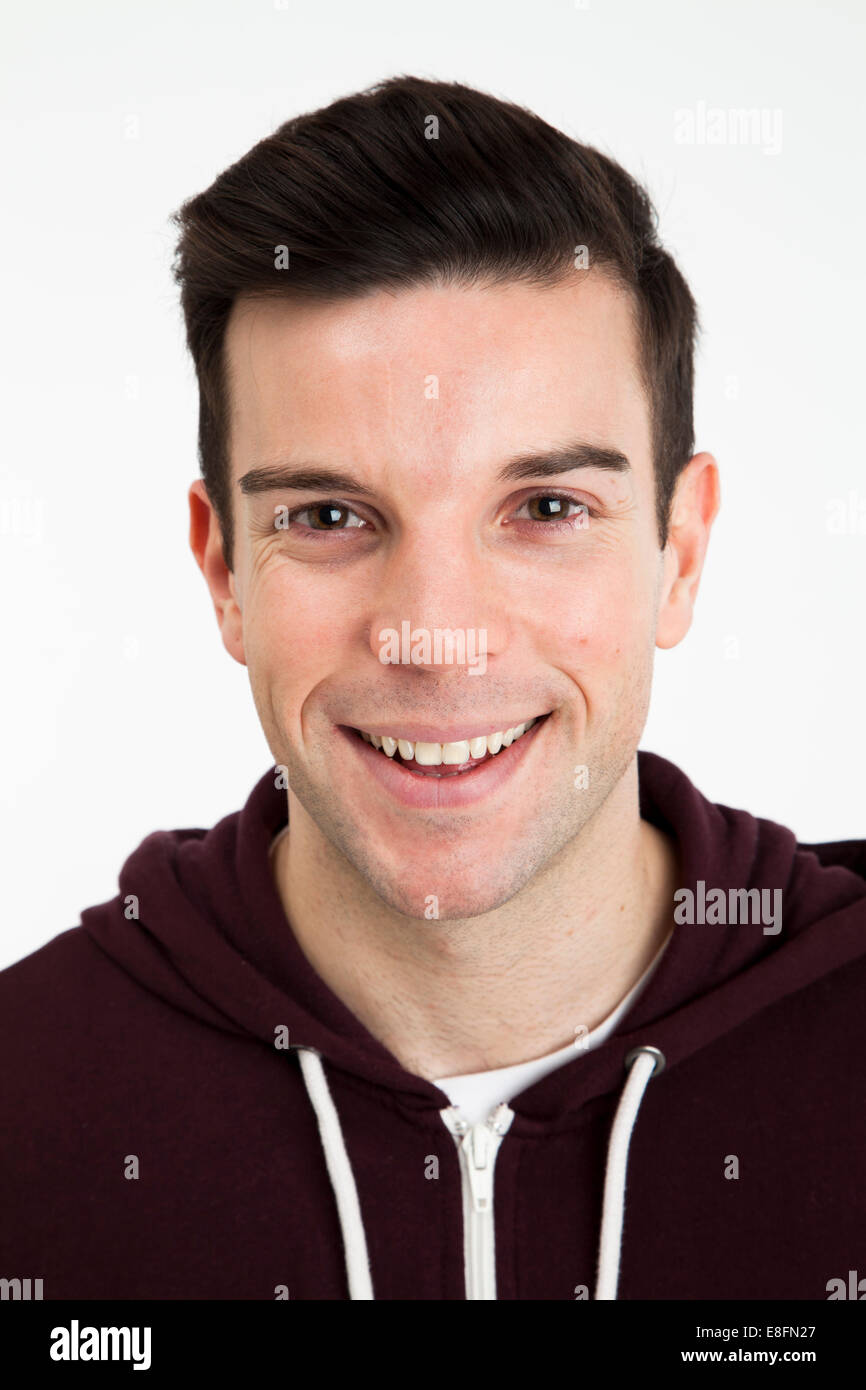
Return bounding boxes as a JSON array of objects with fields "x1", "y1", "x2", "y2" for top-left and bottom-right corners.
[{"x1": 171, "y1": 75, "x2": 698, "y2": 569}]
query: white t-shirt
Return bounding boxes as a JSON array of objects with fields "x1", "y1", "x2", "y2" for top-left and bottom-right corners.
[{"x1": 433, "y1": 933, "x2": 670, "y2": 1125}]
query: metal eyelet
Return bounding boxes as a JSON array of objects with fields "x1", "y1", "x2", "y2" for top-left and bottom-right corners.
[{"x1": 624, "y1": 1045, "x2": 666, "y2": 1076}]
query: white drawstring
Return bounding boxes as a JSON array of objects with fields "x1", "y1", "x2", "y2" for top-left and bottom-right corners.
[
  {"x1": 296, "y1": 1048, "x2": 374, "y2": 1300},
  {"x1": 594, "y1": 1045, "x2": 665, "y2": 1300},
  {"x1": 297, "y1": 1040, "x2": 664, "y2": 1302}
]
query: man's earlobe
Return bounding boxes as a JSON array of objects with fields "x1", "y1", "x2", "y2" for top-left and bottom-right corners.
[
  {"x1": 655, "y1": 452, "x2": 720, "y2": 651},
  {"x1": 188, "y1": 480, "x2": 247, "y2": 667}
]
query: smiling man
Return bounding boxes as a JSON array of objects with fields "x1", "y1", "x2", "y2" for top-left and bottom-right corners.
[
  {"x1": 196, "y1": 274, "x2": 700, "y2": 1084},
  {"x1": 2, "y1": 76, "x2": 865, "y2": 1305}
]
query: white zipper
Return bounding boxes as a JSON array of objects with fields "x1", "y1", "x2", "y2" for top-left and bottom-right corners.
[{"x1": 440, "y1": 1102, "x2": 515, "y2": 1299}]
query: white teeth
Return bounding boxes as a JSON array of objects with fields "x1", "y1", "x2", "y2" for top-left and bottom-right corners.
[
  {"x1": 358, "y1": 716, "x2": 541, "y2": 763},
  {"x1": 414, "y1": 741, "x2": 443, "y2": 766}
]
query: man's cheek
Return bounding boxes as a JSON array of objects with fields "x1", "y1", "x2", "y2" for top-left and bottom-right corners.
[
  {"x1": 533, "y1": 580, "x2": 621, "y2": 657},
  {"x1": 591, "y1": 560, "x2": 651, "y2": 639},
  {"x1": 246, "y1": 577, "x2": 342, "y2": 661}
]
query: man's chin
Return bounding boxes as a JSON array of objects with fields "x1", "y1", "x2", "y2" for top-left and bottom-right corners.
[
  {"x1": 355, "y1": 853, "x2": 541, "y2": 923},
  {"x1": 280, "y1": 754, "x2": 584, "y2": 922}
]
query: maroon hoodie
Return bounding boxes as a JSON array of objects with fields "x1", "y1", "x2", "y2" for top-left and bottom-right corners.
[{"x1": 2, "y1": 749, "x2": 865, "y2": 1301}]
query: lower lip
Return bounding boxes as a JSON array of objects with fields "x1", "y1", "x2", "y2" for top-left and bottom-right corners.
[{"x1": 335, "y1": 717, "x2": 550, "y2": 810}]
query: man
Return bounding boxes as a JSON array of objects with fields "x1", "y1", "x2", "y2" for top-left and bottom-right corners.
[{"x1": 2, "y1": 76, "x2": 864, "y2": 1303}]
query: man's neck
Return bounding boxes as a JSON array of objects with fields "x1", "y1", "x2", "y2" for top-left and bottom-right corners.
[{"x1": 269, "y1": 760, "x2": 680, "y2": 1080}]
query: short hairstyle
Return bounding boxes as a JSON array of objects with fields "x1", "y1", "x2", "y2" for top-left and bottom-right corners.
[{"x1": 171, "y1": 75, "x2": 698, "y2": 570}]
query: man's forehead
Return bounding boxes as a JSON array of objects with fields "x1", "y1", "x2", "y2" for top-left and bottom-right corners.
[
  {"x1": 225, "y1": 271, "x2": 638, "y2": 364},
  {"x1": 223, "y1": 274, "x2": 650, "y2": 489}
]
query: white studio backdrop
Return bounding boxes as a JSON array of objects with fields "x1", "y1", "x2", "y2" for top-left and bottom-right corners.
[{"x1": 1, "y1": 0, "x2": 863, "y2": 970}]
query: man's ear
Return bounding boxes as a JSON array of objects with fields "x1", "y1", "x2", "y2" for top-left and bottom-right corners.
[
  {"x1": 655, "y1": 452, "x2": 721, "y2": 650},
  {"x1": 188, "y1": 479, "x2": 246, "y2": 666}
]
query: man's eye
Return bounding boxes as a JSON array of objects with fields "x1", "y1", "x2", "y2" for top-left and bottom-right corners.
[
  {"x1": 288, "y1": 502, "x2": 368, "y2": 531},
  {"x1": 516, "y1": 494, "x2": 591, "y2": 524}
]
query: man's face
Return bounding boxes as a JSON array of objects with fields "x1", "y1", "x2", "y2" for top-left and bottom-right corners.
[{"x1": 198, "y1": 273, "x2": 703, "y2": 918}]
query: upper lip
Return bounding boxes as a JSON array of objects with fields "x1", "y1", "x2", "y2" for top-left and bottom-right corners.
[{"x1": 341, "y1": 714, "x2": 548, "y2": 743}]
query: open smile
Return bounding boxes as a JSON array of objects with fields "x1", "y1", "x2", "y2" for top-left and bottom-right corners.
[
  {"x1": 335, "y1": 712, "x2": 553, "y2": 809},
  {"x1": 354, "y1": 715, "x2": 544, "y2": 775}
]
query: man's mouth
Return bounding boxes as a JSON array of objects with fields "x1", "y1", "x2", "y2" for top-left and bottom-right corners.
[{"x1": 345, "y1": 713, "x2": 551, "y2": 778}]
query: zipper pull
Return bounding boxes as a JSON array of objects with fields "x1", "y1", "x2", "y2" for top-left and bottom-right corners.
[
  {"x1": 465, "y1": 1124, "x2": 495, "y2": 1213},
  {"x1": 464, "y1": 1105, "x2": 514, "y2": 1213}
]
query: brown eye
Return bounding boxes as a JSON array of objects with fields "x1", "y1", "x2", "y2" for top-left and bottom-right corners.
[
  {"x1": 311, "y1": 503, "x2": 349, "y2": 529},
  {"x1": 520, "y1": 495, "x2": 589, "y2": 523},
  {"x1": 293, "y1": 503, "x2": 367, "y2": 531},
  {"x1": 527, "y1": 495, "x2": 569, "y2": 521}
]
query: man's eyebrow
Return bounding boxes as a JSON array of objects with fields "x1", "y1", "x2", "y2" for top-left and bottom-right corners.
[
  {"x1": 237, "y1": 441, "x2": 631, "y2": 498},
  {"x1": 238, "y1": 466, "x2": 378, "y2": 499},
  {"x1": 496, "y1": 442, "x2": 632, "y2": 483}
]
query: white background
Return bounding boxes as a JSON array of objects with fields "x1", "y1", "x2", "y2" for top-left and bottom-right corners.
[{"x1": 1, "y1": 0, "x2": 863, "y2": 971}]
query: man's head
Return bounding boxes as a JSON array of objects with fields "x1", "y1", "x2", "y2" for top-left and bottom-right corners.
[{"x1": 176, "y1": 77, "x2": 719, "y2": 918}]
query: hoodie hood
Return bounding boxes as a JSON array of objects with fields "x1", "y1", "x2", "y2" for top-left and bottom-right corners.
[{"x1": 80, "y1": 748, "x2": 866, "y2": 1127}]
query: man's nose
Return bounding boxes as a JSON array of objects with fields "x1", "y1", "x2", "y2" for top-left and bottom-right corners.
[{"x1": 367, "y1": 531, "x2": 507, "y2": 674}]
